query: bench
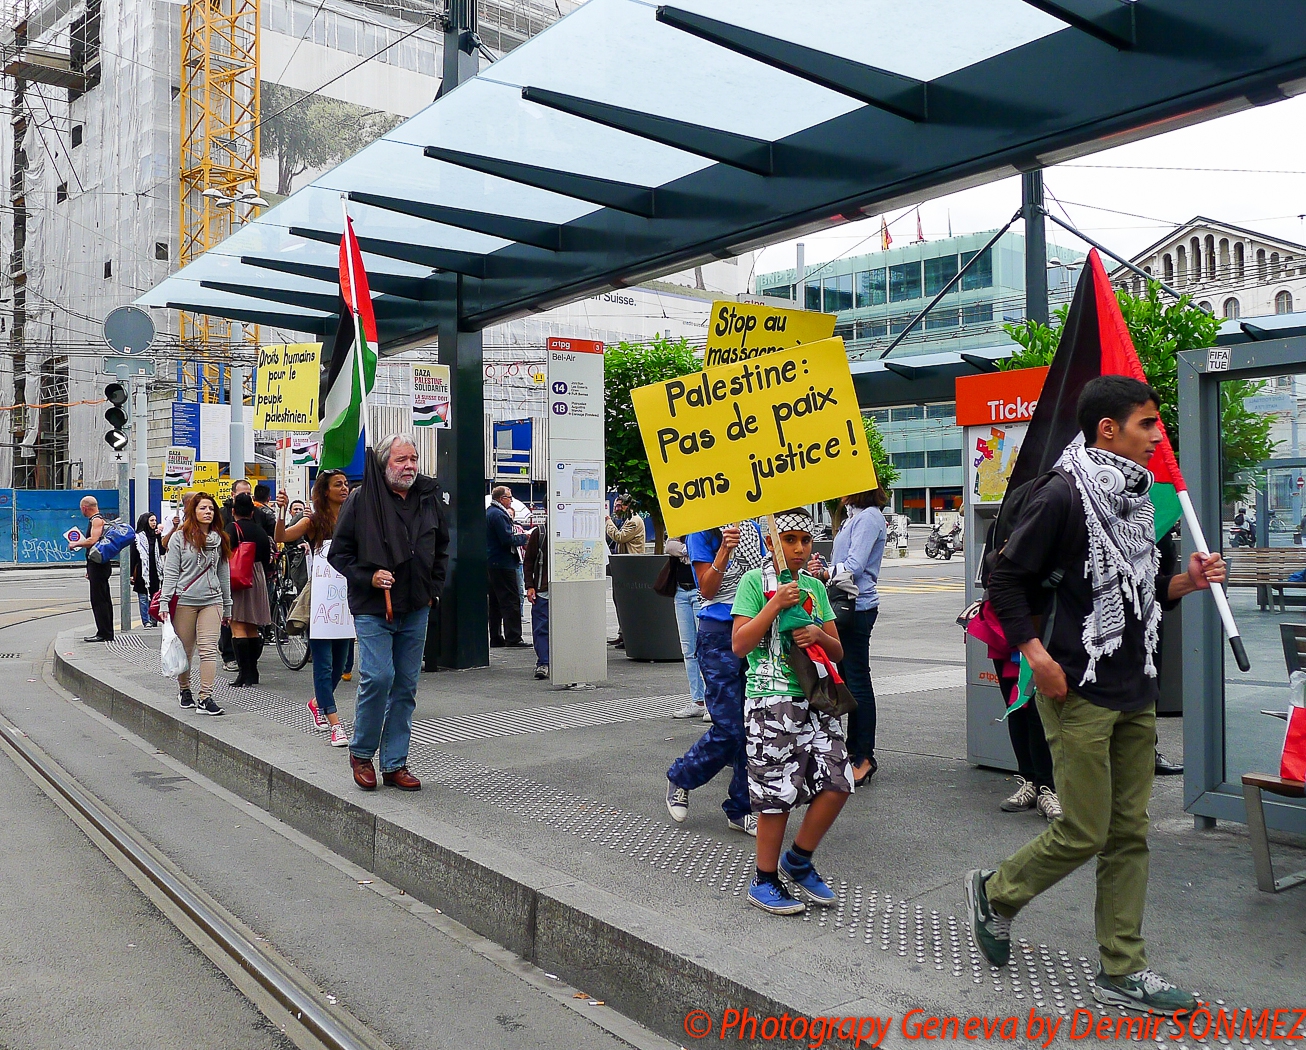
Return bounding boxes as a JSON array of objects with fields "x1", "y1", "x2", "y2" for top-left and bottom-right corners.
[
  {"x1": 1241, "y1": 773, "x2": 1306, "y2": 892},
  {"x1": 1225, "y1": 548, "x2": 1306, "y2": 611}
]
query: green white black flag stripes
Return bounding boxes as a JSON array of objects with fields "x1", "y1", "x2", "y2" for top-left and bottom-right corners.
[{"x1": 319, "y1": 207, "x2": 377, "y2": 468}]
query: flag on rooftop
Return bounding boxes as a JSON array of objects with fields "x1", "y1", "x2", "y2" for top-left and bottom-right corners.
[{"x1": 880, "y1": 216, "x2": 892, "y2": 251}]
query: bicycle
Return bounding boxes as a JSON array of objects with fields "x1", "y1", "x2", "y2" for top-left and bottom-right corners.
[{"x1": 268, "y1": 551, "x2": 310, "y2": 671}]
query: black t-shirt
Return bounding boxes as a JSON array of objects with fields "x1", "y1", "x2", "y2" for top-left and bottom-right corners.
[{"x1": 987, "y1": 473, "x2": 1177, "y2": 712}]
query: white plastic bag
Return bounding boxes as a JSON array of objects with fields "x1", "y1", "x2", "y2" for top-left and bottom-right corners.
[{"x1": 160, "y1": 619, "x2": 190, "y2": 678}]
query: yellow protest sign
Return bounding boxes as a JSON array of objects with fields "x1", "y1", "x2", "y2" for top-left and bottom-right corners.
[
  {"x1": 253, "y1": 343, "x2": 321, "y2": 431},
  {"x1": 703, "y1": 300, "x2": 835, "y2": 368},
  {"x1": 631, "y1": 338, "x2": 877, "y2": 535}
]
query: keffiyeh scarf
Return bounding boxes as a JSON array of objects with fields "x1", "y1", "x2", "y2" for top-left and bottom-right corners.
[{"x1": 1056, "y1": 435, "x2": 1161, "y2": 683}]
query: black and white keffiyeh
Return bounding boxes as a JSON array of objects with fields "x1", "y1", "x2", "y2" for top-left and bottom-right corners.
[{"x1": 1056, "y1": 435, "x2": 1160, "y2": 683}]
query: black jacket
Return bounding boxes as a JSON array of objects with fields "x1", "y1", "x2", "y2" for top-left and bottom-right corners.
[
  {"x1": 328, "y1": 474, "x2": 449, "y2": 619},
  {"x1": 227, "y1": 516, "x2": 273, "y2": 569}
]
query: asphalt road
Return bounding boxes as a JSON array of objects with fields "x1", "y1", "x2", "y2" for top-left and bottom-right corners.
[{"x1": 0, "y1": 567, "x2": 673, "y2": 1050}]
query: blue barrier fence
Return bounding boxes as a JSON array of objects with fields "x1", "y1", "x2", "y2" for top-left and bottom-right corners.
[{"x1": 1, "y1": 489, "x2": 120, "y2": 564}]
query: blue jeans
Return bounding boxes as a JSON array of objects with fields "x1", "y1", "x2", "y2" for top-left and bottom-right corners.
[
  {"x1": 137, "y1": 593, "x2": 154, "y2": 626},
  {"x1": 667, "y1": 618, "x2": 749, "y2": 820},
  {"x1": 343, "y1": 640, "x2": 354, "y2": 675},
  {"x1": 531, "y1": 593, "x2": 549, "y2": 667},
  {"x1": 349, "y1": 607, "x2": 429, "y2": 772},
  {"x1": 839, "y1": 607, "x2": 879, "y2": 763},
  {"x1": 309, "y1": 637, "x2": 351, "y2": 716},
  {"x1": 673, "y1": 587, "x2": 705, "y2": 704}
]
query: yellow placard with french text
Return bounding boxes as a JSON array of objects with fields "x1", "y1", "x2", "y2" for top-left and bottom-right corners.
[
  {"x1": 703, "y1": 300, "x2": 836, "y2": 368},
  {"x1": 631, "y1": 338, "x2": 877, "y2": 535},
  {"x1": 253, "y1": 343, "x2": 321, "y2": 431}
]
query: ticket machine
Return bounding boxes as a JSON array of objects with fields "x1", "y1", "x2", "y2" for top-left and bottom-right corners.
[{"x1": 956, "y1": 367, "x2": 1049, "y2": 770}]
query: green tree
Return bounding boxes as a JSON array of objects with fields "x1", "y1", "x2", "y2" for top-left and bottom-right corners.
[
  {"x1": 604, "y1": 335, "x2": 702, "y2": 550},
  {"x1": 261, "y1": 83, "x2": 403, "y2": 195},
  {"x1": 1001, "y1": 281, "x2": 1275, "y2": 503}
]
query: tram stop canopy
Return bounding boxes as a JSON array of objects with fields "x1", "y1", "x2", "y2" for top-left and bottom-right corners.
[{"x1": 141, "y1": 0, "x2": 1306, "y2": 349}]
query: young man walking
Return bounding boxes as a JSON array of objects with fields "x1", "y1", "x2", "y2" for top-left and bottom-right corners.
[{"x1": 967, "y1": 376, "x2": 1225, "y2": 1015}]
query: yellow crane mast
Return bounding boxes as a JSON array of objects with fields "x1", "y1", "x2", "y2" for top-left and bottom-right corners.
[{"x1": 179, "y1": 0, "x2": 260, "y2": 391}]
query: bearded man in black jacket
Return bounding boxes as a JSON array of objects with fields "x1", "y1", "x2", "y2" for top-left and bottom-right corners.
[{"x1": 330, "y1": 434, "x2": 448, "y2": 792}]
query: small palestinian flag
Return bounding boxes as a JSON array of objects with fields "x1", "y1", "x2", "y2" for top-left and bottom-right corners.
[
  {"x1": 319, "y1": 213, "x2": 377, "y2": 469},
  {"x1": 412, "y1": 403, "x2": 447, "y2": 427},
  {"x1": 1006, "y1": 249, "x2": 1184, "y2": 539},
  {"x1": 290, "y1": 438, "x2": 318, "y2": 467}
]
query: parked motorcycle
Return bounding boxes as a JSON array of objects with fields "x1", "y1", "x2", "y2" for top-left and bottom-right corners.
[{"x1": 925, "y1": 520, "x2": 962, "y2": 560}]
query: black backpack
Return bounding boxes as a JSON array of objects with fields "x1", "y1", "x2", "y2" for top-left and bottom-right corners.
[{"x1": 978, "y1": 467, "x2": 1075, "y2": 593}]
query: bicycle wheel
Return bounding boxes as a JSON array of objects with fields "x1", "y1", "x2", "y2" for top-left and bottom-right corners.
[{"x1": 274, "y1": 583, "x2": 311, "y2": 670}]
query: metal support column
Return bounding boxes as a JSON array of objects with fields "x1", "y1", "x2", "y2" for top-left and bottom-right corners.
[
  {"x1": 230, "y1": 365, "x2": 246, "y2": 480},
  {"x1": 440, "y1": 0, "x2": 479, "y2": 98},
  {"x1": 433, "y1": 274, "x2": 488, "y2": 670},
  {"x1": 118, "y1": 457, "x2": 131, "y2": 631},
  {"x1": 1022, "y1": 170, "x2": 1048, "y2": 326},
  {"x1": 133, "y1": 379, "x2": 150, "y2": 524}
]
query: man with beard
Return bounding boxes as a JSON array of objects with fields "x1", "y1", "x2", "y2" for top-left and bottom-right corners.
[{"x1": 329, "y1": 434, "x2": 449, "y2": 792}]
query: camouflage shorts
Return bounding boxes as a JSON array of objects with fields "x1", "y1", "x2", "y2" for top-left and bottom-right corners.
[{"x1": 744, "y1": 693, "x2": 853, "y2": 813}]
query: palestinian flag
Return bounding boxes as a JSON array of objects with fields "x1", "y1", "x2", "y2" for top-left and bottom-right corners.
[
  {"x1": 1006, "y1": 248, "x2": 1183, "y2": 538},
  {"x1": 319, "y1": 214, "x2": 377, "y2": 468}
]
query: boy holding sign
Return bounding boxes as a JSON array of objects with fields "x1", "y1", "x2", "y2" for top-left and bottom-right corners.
[{"x1": 730, "y1": 509, "x2": 852, "y2": 915}]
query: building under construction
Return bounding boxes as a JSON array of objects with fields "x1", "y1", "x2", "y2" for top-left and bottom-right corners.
[{"x1": 0, "y1": 0, "x2": 580, "y2": 489}]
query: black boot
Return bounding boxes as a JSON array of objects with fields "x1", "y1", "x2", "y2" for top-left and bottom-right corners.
[
  {"x1": 230, "y1": 638, "x2": 250, "y2": 687},
  {"x1": 247, "y1": 636, "x2": 263, "y2": 686}
]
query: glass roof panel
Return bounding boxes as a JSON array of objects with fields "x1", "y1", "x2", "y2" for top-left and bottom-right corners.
[
  {"x1": 670, "y1": 0, "x2": 1065, "y2": 82},
  {"x1": 188, "y1": 220, "x2": 437, "y2": 277},
  {"x1": 386, "y1": 76, "x2": 712, "y2": 187},
  {"x1": 251, "y1": 185, "x2": 513, "y2": 254},
  {"x1": 483, "y1": 0, "x2": 863, "y2": 142},
  {"x1": 314, "y1": 138, "x2": 599, "y2": 225}
]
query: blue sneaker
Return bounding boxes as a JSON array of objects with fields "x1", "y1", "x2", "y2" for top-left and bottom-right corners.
[
  {"x1": 778, "y1": 852, "x2": 836, "y2": 906},
  {"x1": 748, "y1": 877, "x2": 805, "y2": 915}
]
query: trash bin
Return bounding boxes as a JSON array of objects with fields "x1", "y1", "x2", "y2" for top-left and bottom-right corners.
[{"x1": 609, "y1": 554, "x2": 683, "y2": 661}]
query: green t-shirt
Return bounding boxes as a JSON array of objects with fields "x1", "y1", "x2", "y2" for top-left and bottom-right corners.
[{"x1": 731, "y1": 567, "x2": 834, "y2": 699}]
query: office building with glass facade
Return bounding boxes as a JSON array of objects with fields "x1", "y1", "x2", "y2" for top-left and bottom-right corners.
[{"x1": 755, "y1": 231, "x2": 1083, "y2": 522}]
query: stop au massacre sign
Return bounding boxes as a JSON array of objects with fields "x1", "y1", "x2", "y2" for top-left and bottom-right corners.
[{"x1": 631, "y1": 336, "x2": 877, "y2": 536}]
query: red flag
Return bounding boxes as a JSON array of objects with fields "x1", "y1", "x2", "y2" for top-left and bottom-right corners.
[
  {"x1": 915, "y1": 207, "x2": 925, "y2": 243},
  {"x1": 339, "y1": 215, "x2": 377, "y2": 347},
  {"x1": 880, "y1": 216, "x2": 892, "y2": 250}
]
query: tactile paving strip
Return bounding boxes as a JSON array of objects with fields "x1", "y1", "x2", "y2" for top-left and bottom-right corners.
[{"x1": 97, "y1": 633, "x2": 1260, "y2": 1042}]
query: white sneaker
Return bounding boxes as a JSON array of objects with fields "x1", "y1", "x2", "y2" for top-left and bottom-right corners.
[
  {"x1": 672, "y1": 700, "x2": 706, "y2": 719},
  {"x1": 666, "y1": 780, "x2": 689, "y2": 823},
  {"x1": 1036, "y1": 786, "x2": 1063, "y2": 822},
  {"x1": 329, "y1": 724, "x2": 349, "y2": 747},
  {"x1": 223, "y1": 659, "x2": 239, "y2": 673},
  {"x1": 1000, "y1": 776, "x2": 1037, "y2": 812}
]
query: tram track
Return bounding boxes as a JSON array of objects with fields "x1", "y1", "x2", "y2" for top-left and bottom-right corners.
[{"x1": 0, "y1": 716, "x2": 394, "y2": 1050}]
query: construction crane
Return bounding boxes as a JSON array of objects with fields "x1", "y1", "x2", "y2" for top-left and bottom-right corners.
[{"x1": 179, "y1": 0, "x2": 261, "y2": 397}]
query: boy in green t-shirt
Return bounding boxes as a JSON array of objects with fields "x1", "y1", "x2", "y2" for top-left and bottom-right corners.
[{"x1": 731, "y1": 508, "x2": 853, "y2": 915}]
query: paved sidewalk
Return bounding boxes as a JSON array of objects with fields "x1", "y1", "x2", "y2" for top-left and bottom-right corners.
[{"x1": 52, "y1": 560, "x2": 1306, "y2": 1048}]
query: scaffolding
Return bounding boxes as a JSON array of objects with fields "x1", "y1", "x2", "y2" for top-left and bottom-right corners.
[{"x1": 179, "y1": 0, "x2": 260, "y2": 352}]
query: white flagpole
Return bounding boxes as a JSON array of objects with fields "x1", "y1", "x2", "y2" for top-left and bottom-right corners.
[
  {"x1": 340, "y1": 194, "x2": 371, "y2": 450},
  {"x1": 1176, "y1": 487, "x2": 1250, "y2": 671}
]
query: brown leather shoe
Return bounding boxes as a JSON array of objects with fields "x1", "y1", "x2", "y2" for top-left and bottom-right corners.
[
  {"x1": 382, "y1": 766, "x2": 421, "y2": 791},
  {"x1": 350, "y1": 754, "x2": 377, "y2": 790}
]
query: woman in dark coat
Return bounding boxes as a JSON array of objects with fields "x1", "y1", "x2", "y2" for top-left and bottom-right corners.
[
  {"x1": 129, "y1": 512, "x2": 167, "y2": 627},
  {"x1": 226, "y1": 492, "x2": 273, "y2": 686}
]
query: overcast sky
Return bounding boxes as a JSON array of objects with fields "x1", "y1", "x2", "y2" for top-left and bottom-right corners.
[{"x1": 750, "y1": 93, "x2": 1306, "y2": 283}]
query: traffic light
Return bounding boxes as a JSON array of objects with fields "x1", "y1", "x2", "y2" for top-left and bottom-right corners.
[{"x1": 104, "y1": 382, "x2": 129, "y2": 451}]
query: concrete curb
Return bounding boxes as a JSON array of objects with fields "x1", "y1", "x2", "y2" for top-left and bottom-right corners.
[{"x1": 53, "y1": 630, "x2": 842, "y2": 1046}]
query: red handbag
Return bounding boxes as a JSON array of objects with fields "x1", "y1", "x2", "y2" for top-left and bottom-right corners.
[
  {"x1": 1282, "y1": 706, "x2": 1306, "y2": 783},
  {"x1": 229, "y1": 522, "x2": 256, "y2": 591}
]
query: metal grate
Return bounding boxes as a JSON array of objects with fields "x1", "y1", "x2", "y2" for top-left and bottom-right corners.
[
  {"x1": 0, "y1": 653, "x2": 22, "y2": 659},
  {"x1": 97, "y1": 633, "x2": 1226, "y2": 1028}
]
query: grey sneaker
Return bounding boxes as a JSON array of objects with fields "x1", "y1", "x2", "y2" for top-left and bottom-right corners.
[
  {"x1": 672, "y1": 700, "x2": 706, "y2": 719},
  {"x1": 1092, "y1": 967, "x2": 1197, "y2": 1016},
  {"x1": 666, "y1": 780, "x2": 689, "y2": 823},
  {"x1": 726, "y1": 812, "x2": 758, "y2": 836},
  {"x1": 1036, "y1": 786, "x2": 1063, "y2": 822},
  {"x1": 965, "y1": 869, "x2": 1012, "y2": 967},
  {"x1": 1000, "y1": 776, "x2": 1037, "y2": 812}
]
